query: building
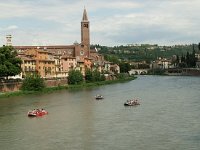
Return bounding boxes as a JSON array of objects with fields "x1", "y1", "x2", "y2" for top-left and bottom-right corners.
[
  {"x1": 61, "y1": 56, "x2": 77, "y2": 76},
  {"x1": 6, "y1": 35, "x2": 12, "y2": 46},
  {"x1": 17, "y1": 53, "x2": 36, "y2": 78},
  {"x1": 24, "y1": 49, "x2": 56, "y2": 78},
  {"x1": 14, "y1": 8, "x2": 95, "y2": 78},
  {"x1": 110, "y1": 64, "x2": 120, "y2": 74}
]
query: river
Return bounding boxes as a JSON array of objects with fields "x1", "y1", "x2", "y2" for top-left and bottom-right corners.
[{"x1": 0, "y1": 76, "x2": 200, "y2": 150}]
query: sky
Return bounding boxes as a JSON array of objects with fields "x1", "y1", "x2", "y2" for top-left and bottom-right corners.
[{"x1": 0, "y1": 0, "x2": 200, "y2": 46}]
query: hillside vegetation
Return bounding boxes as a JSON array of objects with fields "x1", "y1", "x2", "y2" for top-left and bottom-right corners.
[{"x1": 91, "y1": 44, "x2": 200, "y2": 62}]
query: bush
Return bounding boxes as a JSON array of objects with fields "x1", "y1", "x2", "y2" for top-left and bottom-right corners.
[
  {"x1": 21, "y1": 74, "x2": 45, "y2": 91},
  {"x1": 85, "y1": 69, "x2": 106, "y2": 82},
  {"x1": 92, "y1": 69, "x2": 101, "y2": 81},
  {"x1": 100, "y1": 74, "x2": 106, "y2": 81},
  {"x1": 68, "y1": 70, "x2": 83, "y2": 85},
  {"x1": 85, "y1": 69, "x2": 93, "y2": 83},
  {"x1": 116, "y1": 73, "x2": 129, "y2": 79}
]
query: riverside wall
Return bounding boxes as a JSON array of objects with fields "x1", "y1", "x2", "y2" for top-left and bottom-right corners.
[
  {"x1": 0, "y1": 81, "x2": 22, "y2": 93},
  {"x1": 0, "y1": 79, "x2": 68, "y2": 93},
  {"x1": 0, "y1": 75, "x2": 118, "y2": 93},
  {"x1": 166, "y1": 68, "x2": 200, "y2": 76}
]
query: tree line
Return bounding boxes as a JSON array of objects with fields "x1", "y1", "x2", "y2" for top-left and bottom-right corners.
[{"x1": 175, "y1": 43, "x2": 199, "y2": 68}]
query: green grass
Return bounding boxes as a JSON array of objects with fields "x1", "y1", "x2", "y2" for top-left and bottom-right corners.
[{"x1": 0, "y1": 76, "x2": 136, "y2": 98}]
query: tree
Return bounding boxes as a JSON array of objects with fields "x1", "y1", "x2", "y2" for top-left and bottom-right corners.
[
  {"x1": 181, "y1": 54, "x2": 185, "y2": 63},
  {"x1": 92, "y1": 69, "x2": 101, "y2": 81},
  {"x1": 186, "y1": 52, "x2": 190, "y2": 67},
  {"x1": 85, "y1": 69, "x2": 93, "y2": 82},
  {"x1": 21, "y1": 74, "x2": 45, "y2": 91},
  {"x1": 184, "y1": 50, "x2": 197, "y2": 67},
  {"x1": 191, "y1": 49, "x2": 197, "y2": 67},
  {"x1": 198, "y1": 42, "x2": 200, "y2": 51},
  {"x1": 104, "y1": 54, "x2": 120, "y2": 64},
  {"x1": 68, "y1": 70, "x2": 83, "y2": 85},
  {"x1": 119, "y1": 62, "x2": 131, "y2": 73},
  {"x1": 176, "y1": 55, "x2": 180, "y2": 67},
  {"x1": 192, "y1": 44, "x2": 195, "y2": 51},
  {"x1": 0, "y1": 46, "x2": 22, "y2": 78},
  {"x1": 85, "y1": 69, "x2": 105, "y2": 82}
]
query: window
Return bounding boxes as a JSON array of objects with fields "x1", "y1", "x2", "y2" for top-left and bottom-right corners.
[{"x1": 83, "y1": 24, "x2": 88, "y2": 28}]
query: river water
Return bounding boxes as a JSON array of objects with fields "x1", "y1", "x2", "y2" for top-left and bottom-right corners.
[{"x1": 0, "y1": 76, "x2": 200, "y2": 150}]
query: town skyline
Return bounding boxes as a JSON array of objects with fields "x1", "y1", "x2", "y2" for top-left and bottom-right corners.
[{"x1": 0, "y1": 0, "x2": 200, "y2": 46}]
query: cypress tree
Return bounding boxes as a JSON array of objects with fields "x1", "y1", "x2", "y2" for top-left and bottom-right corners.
[
  {"x1": 198, "y1": 42, "x2": 200, "y2": 51},
  {"x1": 186, "y1": 52, "x2": 190, "y2": 67}
]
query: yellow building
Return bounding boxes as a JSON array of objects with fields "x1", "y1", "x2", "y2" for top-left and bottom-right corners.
[
  {"x1": 25, "y1": 49, "x2": 55, "y2": 78},
  {"x1": 18, "y1": 54, "x2": 36, "y2": 78},
  {"x1": 76, "y1": 60, "x2": 85, "y2": 76},
  {"x1": 84, "y1": 57, "x2": 92, "y2": 70}
]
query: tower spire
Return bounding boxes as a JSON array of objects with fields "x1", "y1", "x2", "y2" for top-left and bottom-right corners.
[{"x1": 82, "y1": 7, "x2": 88, "y2": 21}]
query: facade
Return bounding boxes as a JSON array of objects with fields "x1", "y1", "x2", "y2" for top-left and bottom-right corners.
[
  {"x1": 53, "y1": 53, "x2": 62, "y2": 77},
  {"x1": 61, "y1": 56, "x2": 77, "y2": 76},
  {"x1": 150, "y1": 58, "x2": 173, "y2": 69},
  {"x1": 104, "y1": 61, "x2": 112, "y2": 73},
  {"x1": 110, "y1": 64, "x2": 120, "y2": 74},
  {"x1": 18, "y1": 54, "x2": 36, "y2": 78},
  {"x1": 84, "y1": 58, "x2": 92, "y2": 70},
  {"x1": 24, "y1": 49, "x2": 55, "y2": 78}
]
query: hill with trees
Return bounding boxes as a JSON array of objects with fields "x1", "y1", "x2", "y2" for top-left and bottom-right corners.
[{"x1": 91, "y1": 43, "x2": 200, "y2": 63}]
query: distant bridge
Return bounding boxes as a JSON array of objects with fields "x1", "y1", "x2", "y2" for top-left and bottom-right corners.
[{"x1": 129, "y1": 69, "x2": 149, "y2": 75}]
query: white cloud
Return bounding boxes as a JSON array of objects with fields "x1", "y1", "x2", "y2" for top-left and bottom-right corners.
[
  {"x1": 0, "y1": 0, "x2": 200, "y2": 46},
  {"x1": 6, "y1": 25, "x2": 19, "y2": 30},
  {"x1": 0, "y1": 25, "x2": 18, "y2": 31}
]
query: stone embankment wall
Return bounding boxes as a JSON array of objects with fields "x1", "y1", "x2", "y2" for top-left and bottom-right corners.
[
  {"x1": 0, "y1": 81, "x2": 22, "y2": 92},
  {"x1": 182, "y1": 68, "x2": 200, "y2": 76},
  {"x1": 44, "y1": 79, "x2": 68, "y2": 87},
  {"x1": 166, "y1": 68, "x2": 200, "y2": 76},
  {"x1": 0, "y1": 75, "x2": 117, "y2": 93},
  {"x1": 0, "y1": 79, "x2": 68, "y2": 93}
]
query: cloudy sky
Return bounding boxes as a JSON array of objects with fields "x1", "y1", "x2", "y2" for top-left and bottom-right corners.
[{"x1": 0, "y1": 0, "x2": 200, "y2": 46}]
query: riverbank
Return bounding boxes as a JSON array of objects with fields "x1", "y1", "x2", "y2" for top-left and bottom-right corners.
[{"x1": 0, "y1": 76, "x2": 136, "y2": 98}]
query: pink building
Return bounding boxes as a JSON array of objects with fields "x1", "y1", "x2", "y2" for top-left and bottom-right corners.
[{"x1": 61, "y1": 56, "x2": 77, "y2": 76}]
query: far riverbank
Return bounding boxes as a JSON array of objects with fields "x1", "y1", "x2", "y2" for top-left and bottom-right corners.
[{"x1": 0, "y1": 76, "x2": 137, "y2": 99}]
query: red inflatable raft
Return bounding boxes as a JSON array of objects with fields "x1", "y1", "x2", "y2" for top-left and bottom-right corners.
[{"x1": 27, "y1": 109, "x2": 48, "y2": 117}]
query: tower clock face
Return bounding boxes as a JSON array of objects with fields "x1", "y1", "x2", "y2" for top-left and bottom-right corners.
[{"x1": 80, "y1": 50, "x2": 84, "y2": 55}]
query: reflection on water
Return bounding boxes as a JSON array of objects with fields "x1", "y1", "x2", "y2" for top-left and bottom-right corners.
[{"x1": 0, "y1": 76, "x2": 200, "y2": 150}]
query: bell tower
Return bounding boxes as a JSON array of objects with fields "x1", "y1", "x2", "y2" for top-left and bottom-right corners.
[{"x1": 81, "y1": 7, "x2": 90, "y2": 57}]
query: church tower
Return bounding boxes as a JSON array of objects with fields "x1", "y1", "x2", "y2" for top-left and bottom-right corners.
[{"x1": 81, "y1": 7, "x2": 90, "y2": 57}]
